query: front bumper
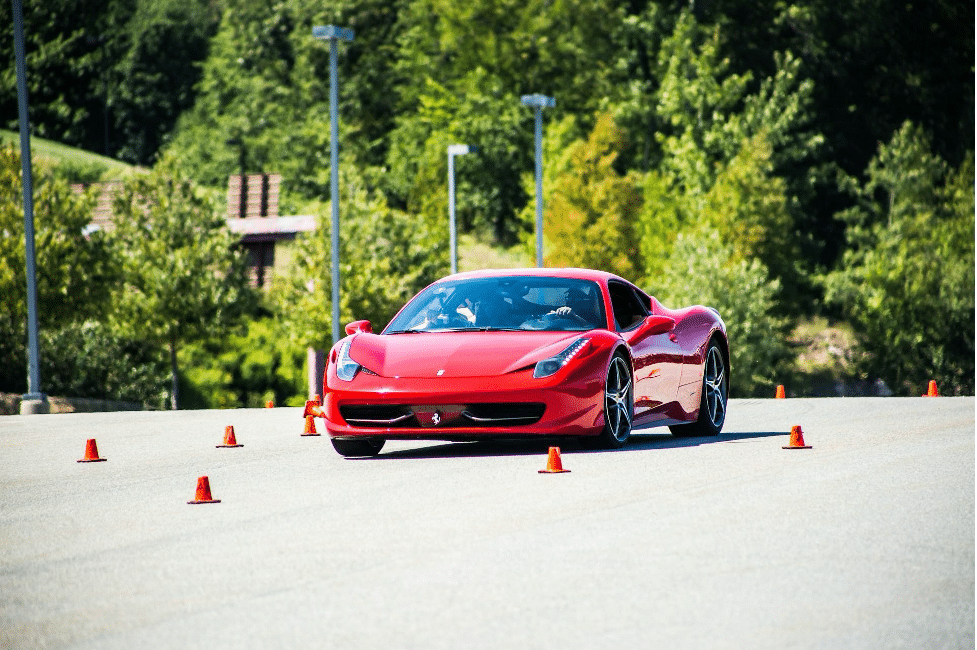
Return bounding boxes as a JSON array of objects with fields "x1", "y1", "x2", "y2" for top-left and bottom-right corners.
[{"x1": 323, "y1": 365, "x2": 606, "y2": 441}]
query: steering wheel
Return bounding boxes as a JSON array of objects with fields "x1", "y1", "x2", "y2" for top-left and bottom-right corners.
[
  {"x1": 549, "y1": 309, "x2": 590, "y2": 327},
  {"x1": 446, "y1": 312, "x2": 472, "y2": 328}
]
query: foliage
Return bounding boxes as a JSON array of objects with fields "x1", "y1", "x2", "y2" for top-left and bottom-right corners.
[
  {"x1": 824, "y1": 123, "x2": 975, "y2": 395},
  {"x1": 653, "y1": 12, "x2": 753, "y2": 196},
  {"x1": 164, "y1": 0, "x2": 409, "y2": 205},
  {"x1": 0, "y1": 144, "x2": 115, "y2": 393},
  {"x1": 109, "y1": 156, "x2": 256, "y2": 408},
  {"x1": 0, "y1": 0, "x2": 218, "y2": 165},
  {"x1": 384, "y1": 72, "x2": 533, "y2": 245},
  {"x1": 394, "y1": 0, "x2": 626, "y2": 119},
  {"x1": 4, "y1": 0, "x2": 973, "y2": 398},
  {"x1": 275, "y1": 166, "x2": 448, "y2": 351},
  {"x1": 651, "y1": 17, "x2": 822, "y2": 296},
  {"x1": 527, "y1": 112, "x2": 643, "y2": 278},
  {"x1": 110, "y1": 0, "x2": 216, "y2": 164},
  {"x1": 639, "y1": 132, "x2": 803, "y2": 309},
  {"x1": 40, "y1": 320, "x2": 169, "y2": 408},
  {"x1": 695, "y1": 133, "x2": 802, "y2": 306},
  {"x1": 179, "y1": 318, "x2": 306, "y2": 409},
  {"x1": 654, "y1": 229, "x2": 793, "y2": 398}
]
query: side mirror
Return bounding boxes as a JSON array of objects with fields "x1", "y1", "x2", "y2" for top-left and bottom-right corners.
[
  {"x1": 344, "y1": 320, "x2": 373, "y2": 335},
  {"x1": 642, "y1": 314, "x2": 675, "y2": 336},
  {"x1": 625, "y1": 314, "x2": 675, "y2": 346}
]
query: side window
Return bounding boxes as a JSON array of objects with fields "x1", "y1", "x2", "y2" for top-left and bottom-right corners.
[
  {"x1": 634, "y1": 288, "x2": 652, "y2": 313},
  {"x1": 608, "y1": 282, "x2": 648, "y2": 331}
]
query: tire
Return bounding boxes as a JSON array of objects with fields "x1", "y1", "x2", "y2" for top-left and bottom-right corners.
[
  {"x1": 331, "y1": 437, "x2": 385, "y2": 458},
  {"x1": 670, "y1": 340, "x2": 727, "y2": 437},
  {"x1": 594, "y1": 353, "x2": 634, "y2": 448}
]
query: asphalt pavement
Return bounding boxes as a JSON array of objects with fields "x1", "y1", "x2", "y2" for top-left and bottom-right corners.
[{"x1": 0, "y1": 397, "x2": 973, "y2": 649}]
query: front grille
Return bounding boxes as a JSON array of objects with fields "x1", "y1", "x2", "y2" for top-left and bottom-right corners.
[
  {"x1": 339, "y1": 405, "x2": 412, "y2": 426},
  {"x1": 462, "y1": 403, "x2": 545, "y2": 424},
  {"x1": 339, "y1": 403, "x2": 546, "y2": 429}
]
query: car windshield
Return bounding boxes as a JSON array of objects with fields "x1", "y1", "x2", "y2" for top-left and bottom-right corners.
[{"x1": 385, "y1": 276, "x2": 607, "y2": 333}]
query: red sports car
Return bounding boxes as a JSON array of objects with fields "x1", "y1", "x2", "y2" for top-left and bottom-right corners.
[{"x1": 322, "y1": 268, "x2": 729, "y2": 457}]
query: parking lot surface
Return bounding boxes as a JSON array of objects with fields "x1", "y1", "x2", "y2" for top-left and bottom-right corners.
[{"x1": 1, "y1": 397, "x2": 973, "y2": 649}]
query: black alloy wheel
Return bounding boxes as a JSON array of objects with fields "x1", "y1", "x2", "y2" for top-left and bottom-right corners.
[
  {"x1": 598, "y1": 354, "x2": 634, "y2": 448},
  {"x1": 670, "y1": 340, "x2": 727, "y2": 437}
]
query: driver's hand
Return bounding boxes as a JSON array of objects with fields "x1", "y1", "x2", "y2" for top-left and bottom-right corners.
[{"x1": 554, "y1": 306, "x2": 572, "y2": 316}]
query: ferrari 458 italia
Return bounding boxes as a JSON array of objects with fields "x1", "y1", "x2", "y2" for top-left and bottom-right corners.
[{"x1": 321, "y1": 268, "x2": 729, "y2": 457}]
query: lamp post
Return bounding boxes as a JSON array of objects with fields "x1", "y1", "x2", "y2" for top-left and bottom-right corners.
[
  {"x1": 12, "y1": 0, "x2": 48, "y2": 414},
  {"x1": 447, "y1": 144, "x2": 476, "y2": 275},
  {"x1": 520, "y1": 94, "x2": 554, "y2": 268},
  {"x1": 312, "y1": 24, "x2": 354, "y2": 347}
]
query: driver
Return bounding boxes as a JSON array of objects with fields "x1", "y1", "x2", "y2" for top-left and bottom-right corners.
[{"x1": 551, "y1": 288, "x2": 598, "y2": 325}]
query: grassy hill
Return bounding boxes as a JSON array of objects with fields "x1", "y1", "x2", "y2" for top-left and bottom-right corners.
[
  {"x1": 457, "y1": 233, "x2": 532, "y2": 272},
  {"x1": 0, "y1": 130, "x2": 136, "y2": 180}
]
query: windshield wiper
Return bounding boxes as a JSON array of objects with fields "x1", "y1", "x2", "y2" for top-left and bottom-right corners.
[
  {"x1": 388, "y1": 325, "x2": 528, "y2": 334},
  {"x1": 476, "y1": 326, "x2": 526, "y2": 332}
]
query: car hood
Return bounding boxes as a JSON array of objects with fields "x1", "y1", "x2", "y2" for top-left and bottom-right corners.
[{"x1": 347, "y1": 331, "x2": 584, "y2": 378}]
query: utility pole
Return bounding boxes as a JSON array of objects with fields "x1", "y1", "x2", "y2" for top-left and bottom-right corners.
[{"x1": 12, "y1": 0, "x2": 48, "y2": 414}]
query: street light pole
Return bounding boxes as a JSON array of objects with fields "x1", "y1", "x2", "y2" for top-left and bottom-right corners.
[
  {"x1": 12, "y1": 0, "x2": 48, "y2": 414},
  {"x1": 447, "y1": 144, "x2": 475, "y2": 275},
  {"x1": 313, "y1": 25, "x2": 354, "y2": 347},
  {"x1": 520, "y1": 94, "x2": 555, "y2": 268}
]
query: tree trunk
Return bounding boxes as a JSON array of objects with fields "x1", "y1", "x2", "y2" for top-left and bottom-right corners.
[{"x1": 169, "y1": 339, "x2": 179, "y2": 410}]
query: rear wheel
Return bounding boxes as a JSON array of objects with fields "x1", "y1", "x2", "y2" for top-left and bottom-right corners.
[
  {"x1": 670, "y1": 341, "x2": 727, "y2": 437},
  {"x1": 331, "y1": 438, "x2": 385, "y2": 458},
  {"x1": 594, "y1": 354, "x2": 634, "y2": 448}
]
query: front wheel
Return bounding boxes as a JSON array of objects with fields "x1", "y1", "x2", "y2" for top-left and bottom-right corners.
[
  {"x1": 670, "y1": 341, "x2": 727, "y2": 437},
  {"x1": 331, "y1": 437, "x2": 385, "y2": 458},
  {"x1": 593, "y1": 354, "x2": 634, "y2": 448}
]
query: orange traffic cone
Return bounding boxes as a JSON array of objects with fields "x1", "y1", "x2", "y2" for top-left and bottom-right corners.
[
  {"x1": 783, "y1": 425, "x2": 812, "y2": 449},
  {"x1": 538, "y1": 446, "x2": 570, "y2": 473},
  {"x1": 303, "y1": 399, "x2": 323, "y2": 419},
  {"x1": 77, "y1": 438, "x2": 107, "y2": 463},
  {"x1": 188, "y1": 476, "x2": 221, "y2": 504},
  {"x1": 775, "y1": 384, "x2": 786, "y2": 399},
  {"x1": 301, "y1": 415, "x2": 320, "y2": 436},
  {"x1": 923, "y1": 380, "x2": 939, "y2": 397},
  {"x1": 217, "y1": 425, "x2": 243, "y2": 448}
]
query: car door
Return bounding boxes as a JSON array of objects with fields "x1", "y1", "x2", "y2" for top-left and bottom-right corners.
[{"x1": 610, "y1": 281, "x2": 682, "y2": 425}]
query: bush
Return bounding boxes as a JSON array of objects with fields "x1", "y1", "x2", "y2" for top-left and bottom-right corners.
[
  {"x1": 179, "y1": 318, "x2": 306, "y2": 409},
  {"x1": 40, "y1": 321, "x2": 169, "y2": 408},
  {"x1": 653, "y1": 229, "x2": 794, "y2": 397}
]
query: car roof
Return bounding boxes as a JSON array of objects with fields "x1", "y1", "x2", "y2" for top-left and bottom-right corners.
[{"x1": 440, "y1": 267, "x2": 629, "y2": 285}]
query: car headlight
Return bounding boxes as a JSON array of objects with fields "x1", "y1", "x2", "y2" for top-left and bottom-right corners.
[
  {"x1": 336, "y1": 339, "x2": 361, "y2": 381},
  {"x1": 533, "y1": 338, "x2": 589, "y2": 379}
]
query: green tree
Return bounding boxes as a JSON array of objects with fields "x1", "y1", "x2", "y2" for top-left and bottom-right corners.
[
  {"x1": 0, "y1": 144, "x2": 115, "y2": 393},
  {"x1": 524, "y1": 112, "x2": 643, "y2": 278},
  {"x1": 655, "y1": 229, "x2": 793, "y2": 397},
  {"x1": 179, "y1": 318, "x2": 306, "y2": 409},
  {"x1": 0, "y1": 0, "x2": 217, "y2": 165},
  {"x1": 109, "y1": 157, "x2": 255, "y2": 409},
  {"x1": 696, "y1": 133, "x2": 802, "y2": 307},
  {"x1": 395, "y1": 0, "x2": 625, "y2": 118},
  {"x1": 653, "y1": 12, "x2": 753, "y2": 196},
  {"x1": 277, "y1": 168, "x2": 447, "y2": 351},
  {"x1": 110, "y1": 0, "x2": 217, "y2": 164},
  {"x1": 825, "y1": 122, "x2": 975, "y2": 395},
  {"x1": 384, "y1": 72, "x2": 532, "y2": 245},
  {"x1": 40, "y1": 320, "x2": 169, "y2": 408},
  {"x1": 165, "y1": 0, "x2": 408, "y2": 202}
]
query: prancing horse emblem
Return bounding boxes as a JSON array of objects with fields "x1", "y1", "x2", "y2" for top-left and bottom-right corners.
[{"x1": 431, "y1": 411, "x2": 442, "y2": 425}]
